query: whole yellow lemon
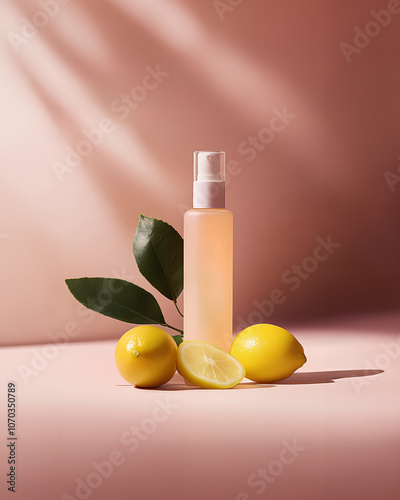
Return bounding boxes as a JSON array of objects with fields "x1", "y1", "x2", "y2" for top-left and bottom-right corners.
[
  {"x1": 230, "y1": 324, "x2": 306, "y2": 383},
  {"x1": 115, "y1": 325, "x2": 177, "y2": 387}
]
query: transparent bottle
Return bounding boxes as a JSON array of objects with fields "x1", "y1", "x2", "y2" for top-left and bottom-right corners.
[{"x1": 183, "y1": 151, "x2": 233, "y2": 351}]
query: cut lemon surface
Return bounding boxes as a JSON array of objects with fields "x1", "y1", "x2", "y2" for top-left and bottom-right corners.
[{"x1": 177, "y1": 341, "x2": 245, "y2": 389}]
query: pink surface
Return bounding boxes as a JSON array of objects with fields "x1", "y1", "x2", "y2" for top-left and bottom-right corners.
[
  {"x1": 1, "y1": 0, "x2": 400, "y2": 345},
  {"x1": 1, "y1": 316, "x2": 399, "y2": 500}
]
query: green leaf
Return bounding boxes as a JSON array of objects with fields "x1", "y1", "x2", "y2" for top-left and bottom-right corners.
[
  {"x1": 65, "y1": 277, "x2": 165, "y2": 325},
  {"x1": 133, "y1": 215, "x2": 183, "y2": 302},
  {"x1": 172, "y1": 334, "x2": 183, "y2": 347}
]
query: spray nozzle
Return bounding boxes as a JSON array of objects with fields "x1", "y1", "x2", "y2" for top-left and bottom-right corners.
[
  {"x1": 194, "y1": 151, "x2": 225, "y2": 182},
  {"x1": 193, "y1": 151, "x2": 226, "y2": 208}
]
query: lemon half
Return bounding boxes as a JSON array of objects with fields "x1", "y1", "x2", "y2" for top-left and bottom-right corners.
[{"x1": 177, "y1": 341, "x2": 245, "y2": 389}]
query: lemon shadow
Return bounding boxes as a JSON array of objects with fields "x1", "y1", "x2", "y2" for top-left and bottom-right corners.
[
  {"x1": 275, "y1": 369, "x2": 384, "y2": 385},
  {"x1": 128, "y1": 380, "x2": 274, "y2": 391},
  {"x1": 116, "y1": 369, "x2": 384, "y2": 390},
  {"x1": 117, "y1": 374, "x2": 274, "y2": 391}
]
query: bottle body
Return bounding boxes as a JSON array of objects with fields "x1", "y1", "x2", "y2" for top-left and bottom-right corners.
[{"x1": 184, "y1": 208, "x2": 233, "y2": 351}]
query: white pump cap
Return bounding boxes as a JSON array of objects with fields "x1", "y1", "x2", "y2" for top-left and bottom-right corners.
[{"x1": 193, "y1": 151, "x2": 226, "y2": 208}]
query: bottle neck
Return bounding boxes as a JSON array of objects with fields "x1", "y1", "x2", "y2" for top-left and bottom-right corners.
[{"x1": 193, "y1": 180, "x2": 225, "y2": 209}]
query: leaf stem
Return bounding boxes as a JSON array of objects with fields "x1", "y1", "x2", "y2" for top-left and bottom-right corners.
[
  {"x1": 162, "y1": 323, "x2": 183, "y2": 335},
  {"x1": 174, "y1": 300, "x2": 184, "y2": 318}
]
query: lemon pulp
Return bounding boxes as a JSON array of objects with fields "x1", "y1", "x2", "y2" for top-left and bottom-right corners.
[{"x1": 177, "y1": 341, "x2": 245, "y2": 389}]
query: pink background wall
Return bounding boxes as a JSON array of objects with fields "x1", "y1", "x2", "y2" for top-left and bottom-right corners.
[{"x1": 1, "y1": 0, "x2": 399, "y2": 346}]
